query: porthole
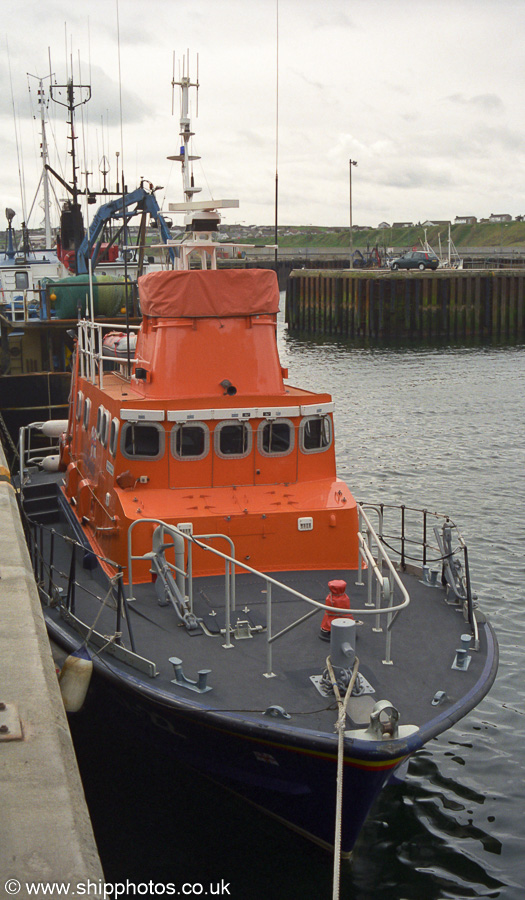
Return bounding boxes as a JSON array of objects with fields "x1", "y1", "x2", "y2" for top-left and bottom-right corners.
[
  {"x1": 300, "y1": 415, "x2": 332, "y2": 453},
  {"x1": 75, "y1": 391, "x2": 84, "y2": 422},
  {"x1": 82, "y1": 397, "x2": 91, "y2": 432},
  {"x1": 214, "y1": 421, "x2": 252, "y2": 458},
  {"x1": 121, "y1": 422, "x2": 165, "y2": 460},
  {"x1": 171, "y1": 422, "x2": 209, "y2": 460},
  {"x1": 257, "y1": 419, "x2": 294, "y2": 456},
  {"x1": 100, "y1": 410, "x2": 111, "y2": 448},
  {"x1": 109, "y1": 418, "x2": 120, "y2": 457},
  {"x1": 96, "y1": 406, "x2": 104, "y2": 439}
]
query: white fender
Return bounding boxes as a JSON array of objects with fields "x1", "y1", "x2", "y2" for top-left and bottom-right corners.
[
  {"x1": 41, "y1": 419, "x2": 69, "y2": 438},
  {"x1": 41, "y1": 455, "x2": 61, "y2": 472},
  {"x1": 58, "y1": 645, "x2": 93, "y2": 713}
]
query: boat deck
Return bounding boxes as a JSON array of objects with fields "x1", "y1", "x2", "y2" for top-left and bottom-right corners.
[{"x1": 41, "y1": 515, "x2": 493, "y2": 741}]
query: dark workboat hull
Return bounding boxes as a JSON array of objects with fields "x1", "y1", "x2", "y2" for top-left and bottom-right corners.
[{"x1": 43, "y1": 588, "x2": 498, "y2": 856}]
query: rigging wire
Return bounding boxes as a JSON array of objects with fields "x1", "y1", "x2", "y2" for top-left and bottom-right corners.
[
  {"x1": 274, "y1": 0, "x2": 279, "y2": 268},
  {"x1": 7, "y1": 37, "x2": 28, "y2": 224},
  {"x1": 115, "y1": 0, "x2": 132, "y2": 375}
]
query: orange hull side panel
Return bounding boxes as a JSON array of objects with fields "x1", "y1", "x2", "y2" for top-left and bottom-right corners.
[{"x1": 64, "y1": 465, "x2": 359, "y2": 583}]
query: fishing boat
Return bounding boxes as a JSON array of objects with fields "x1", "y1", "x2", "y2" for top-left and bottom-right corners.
[
  {"x1": 0, "y1": 72, "x2": 174, "y2": 465},
  {"x1": 14, "y1": 67, "x2": 498, "y2": 859}
]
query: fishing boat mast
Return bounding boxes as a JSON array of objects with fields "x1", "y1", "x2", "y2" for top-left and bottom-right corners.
[
  {"x1": 26, "y1": 74, "x2": 54, "y2": 248},
  {"x1": 47, "y1": 77, "x2": 91, "y2": 263}
]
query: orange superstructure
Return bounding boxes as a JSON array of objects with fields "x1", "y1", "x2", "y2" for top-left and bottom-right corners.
[{"x1": 62, "y1": 268, "x2": 359, "y2": 581}]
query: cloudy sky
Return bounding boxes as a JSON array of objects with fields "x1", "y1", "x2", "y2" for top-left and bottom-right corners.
[{"x1": 1, "y1": 0, "x2": 524, "y2": 231}]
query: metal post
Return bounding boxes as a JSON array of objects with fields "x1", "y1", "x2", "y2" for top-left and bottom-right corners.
[
  {"x1": 39, "y1": 525, "x2": 44, "y2": 586},
  {"x1": 400, "y1": 505, "x2": 406, "y2": 570},
  {"x1": 265, "y1": 581, "x2": 274, "y2": 677},
  {"x1": 223, "y1": 559, "x2": 233, "y2": 649},
  {"x1": 115, "y1": 568, "x2": 122, "y2": 642},
  {"x1": 349, "y1": 159, "x2": 357, "y2": 269},
  {"x1": 66, "y1": 544, "x2": 76, "y2": 614},
  {"x1": 47, "y1": 530, "x2": 55, "y2": 599}
]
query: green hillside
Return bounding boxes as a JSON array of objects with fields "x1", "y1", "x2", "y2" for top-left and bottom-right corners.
[{"x1": 265, "y1": 221, "x2": 525, "y2": 251}]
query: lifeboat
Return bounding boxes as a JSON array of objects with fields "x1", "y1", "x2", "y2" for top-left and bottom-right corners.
[{"x1": 15, "y1": 64, "x2": 498, "y2": 862}]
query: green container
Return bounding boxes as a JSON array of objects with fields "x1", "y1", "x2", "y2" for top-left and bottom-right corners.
[{"x1": 48, "y1": 274, "x2": 130, "y2": 319}]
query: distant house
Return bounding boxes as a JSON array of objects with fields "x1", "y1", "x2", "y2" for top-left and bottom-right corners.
[
  {"x1": 392, "y1": 222, "x2": 414, "y2": 229},
  {"x1": 489, "y1": 213, "x2": 512, "y2": 223},
  {"x1": 455, "y1": 215, "x2": 477, "y2": 225},
  {"x1": 422, "y1": 220, "x2": 451, "y2": 228},
  {"x1": 377, "y1": 221, "x2": 390, "y2": 229}
]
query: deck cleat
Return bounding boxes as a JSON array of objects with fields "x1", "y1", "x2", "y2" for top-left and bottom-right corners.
[
  {"x1": 452, "y1": 634, "x2": 473, "y2": 670},
  {"x1": 169, "y1": 657, "x2": 212, "y2": 694}
]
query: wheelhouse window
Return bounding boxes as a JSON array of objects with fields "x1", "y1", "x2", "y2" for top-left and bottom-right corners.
[
  {"x1": 109, "y1": 418, "x2": 120, "y2": 457},
  {"x1": 258, "y1": 420, "x2": 294, "y2": 456},
  {"x1": 300, "y1": 415, "x2": 332, "y2": 453},
  {"x1": 15, "y1": 271, "x2": 29, "y2": 290},
  {"x1": 215, "y1": 422, "x2": 252, "y2": 458},
  {"x1": 121, "y1": 422, "x2": 164, "y2": 459},
  {"x1": 171, "y1": 423, "x2": 209, "y2": 460}
]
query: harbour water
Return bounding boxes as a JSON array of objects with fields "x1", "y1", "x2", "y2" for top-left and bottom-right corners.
[{"x1": 69, "y1": 306, "x2": 525, "y2": 898}]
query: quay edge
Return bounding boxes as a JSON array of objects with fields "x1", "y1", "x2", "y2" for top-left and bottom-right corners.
[
  {"x1": 285, "y1": 268, "x2": 525, "y2": 340},
  {"x1": 0, "y1": 443, "x2": 104, "y2": 890}
]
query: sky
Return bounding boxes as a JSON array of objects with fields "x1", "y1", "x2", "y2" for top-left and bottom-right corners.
[{"x1": 1, "y1": 0, "x2": 525, "y2": 231}]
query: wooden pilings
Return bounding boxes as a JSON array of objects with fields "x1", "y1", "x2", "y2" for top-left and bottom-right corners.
[{"x1": 285, "y1": 269, "x2": 525, "y2": 340}]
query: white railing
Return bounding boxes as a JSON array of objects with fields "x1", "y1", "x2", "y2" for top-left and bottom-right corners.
[
  {"x1": 127, "y1": 514, "x2": 411, "y2": 673},
  {"x1": 0, "y1": 287, "x2": 46, "y2": 323},
  {"x1": 77, "y1": 319, "x2": 141, "y2": 387}
]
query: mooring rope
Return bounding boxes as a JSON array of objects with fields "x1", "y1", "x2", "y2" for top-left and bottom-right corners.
[{"x1": 326, "y1": 654, "x2": 360, "y2": 900}]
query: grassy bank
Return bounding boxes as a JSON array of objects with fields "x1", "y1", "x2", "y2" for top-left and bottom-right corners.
[{"x1": 253, "y1": 221, "x2": 525, "y2": 251}]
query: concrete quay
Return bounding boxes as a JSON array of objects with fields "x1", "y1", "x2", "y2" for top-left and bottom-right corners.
[{"x1": 0, "y1": 444, "x2": 103, "y2": 893}]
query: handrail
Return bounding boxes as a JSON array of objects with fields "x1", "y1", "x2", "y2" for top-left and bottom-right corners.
[
  {"x1": 356, "y1": 504, "x2": 411, "y2": 663},
  {"x1": 18, "y1": 423, "x2": 60, "y2": 496},
  {"x1": 127, "y1": 515, "x2": 411, "y2": 672},
  {"x1": 77, "y1": 319, "x2": 141, "y2": 386},
  {"x1": 0, "y1": 286, "x2": 46, "y2": 323}
]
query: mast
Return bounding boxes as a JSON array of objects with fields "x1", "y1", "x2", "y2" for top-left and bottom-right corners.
[
  {"x1": 167, "y1": 52, "x2": 239, "y2": 269},
  {"x1": 40, "y1": 83, "x2": 52, "y2": 248},
  {"x1": 49, "y1": 77, "x2": 91, "y2": 258},
  {"x1": 50, "y1": 78, "x2": 91, "y2": 207},
  {"x1": 34, "y1": 77, "x2": 52, "y2": 248},
  {"x1": 168, "y1": 51, "x2": 202, "y2": 208}
]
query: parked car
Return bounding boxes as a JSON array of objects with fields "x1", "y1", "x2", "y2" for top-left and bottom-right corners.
[{"x1": 391, "y1": 250, "x2": 439, "y2": 271}]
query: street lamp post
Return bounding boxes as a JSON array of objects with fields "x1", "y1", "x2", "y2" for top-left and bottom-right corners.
[{"x1": 349, "y1": 159, "x2": 357, "y2": 269}]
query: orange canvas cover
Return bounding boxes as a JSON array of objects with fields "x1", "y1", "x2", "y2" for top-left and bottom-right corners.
[{"x1": 138, "y1": 268, "x2": 280, "y2": 318}]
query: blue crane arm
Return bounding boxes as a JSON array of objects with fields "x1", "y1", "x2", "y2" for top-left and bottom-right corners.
[{"x1": 75, "y1": 187, "x2": 175, "y2": 274}]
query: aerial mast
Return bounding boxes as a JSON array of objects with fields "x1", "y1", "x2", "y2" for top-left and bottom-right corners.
[
  {"x1": 48, "y1": 76, "x2": 91, "y2": 261},
  {"x1": 169, "y1": 50, "x2": 202, "y2": 206},
  {"x1": 28, "y1": 74, "x2": 53, "y2": 248}
]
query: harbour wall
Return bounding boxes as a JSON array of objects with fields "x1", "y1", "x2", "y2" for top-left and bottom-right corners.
[
  {"x1": 0, "y1": 444, "x2": 103, "y2": 889},
  {"x1": 285, "y1": 269, "x2": 525, "y2": 339}
]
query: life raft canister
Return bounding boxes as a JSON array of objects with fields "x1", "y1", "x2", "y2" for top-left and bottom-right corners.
[{"x1": 319, "y1": 579, "x2": 353, "y2": 641}]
